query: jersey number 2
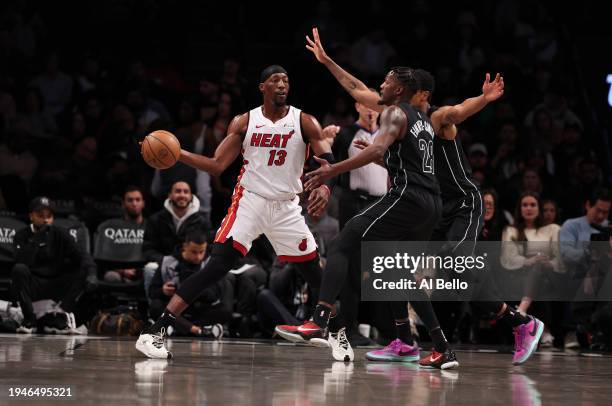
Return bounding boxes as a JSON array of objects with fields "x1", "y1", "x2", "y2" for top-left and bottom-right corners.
[
  {"x1": 267, "y1": 149, "x2": 287, "y2": 166},
  {"x1": 419, "y1": 139, "x2": 434, "y2": 174}
]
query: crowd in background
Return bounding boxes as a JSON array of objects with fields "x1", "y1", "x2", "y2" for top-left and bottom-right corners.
[{"x1": 0, "y1": 0, "x2": 610, "y2": 349}]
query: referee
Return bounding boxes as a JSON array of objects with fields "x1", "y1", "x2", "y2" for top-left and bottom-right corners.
[{"x1": 330, "y1": 99, "x2": 387, "y2": 228}]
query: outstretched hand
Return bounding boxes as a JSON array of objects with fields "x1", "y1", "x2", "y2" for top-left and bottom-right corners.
[
  {"x1": 482, "y1": 73, "x2": 504, "y2": 102},
  {"x1": 305, "y1": 27, "x2": 330, "y2": 64},
  {"x1": 322, "y1": 124, "x2": 340, "y2": 139},
  {"x1": 304, "y1": 156, "x2": 335, "y2": 191}
]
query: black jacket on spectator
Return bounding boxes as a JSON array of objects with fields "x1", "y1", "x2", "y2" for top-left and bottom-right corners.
[
  {"x1": 149, "y1": 254, "x2": 223, "y2": 304},
  {"x1": 143, "y1": 196, "x2": 211, "y2": 264},
  {"x1": 14, "y1": 225, "x2": 87, "y2": 278}
]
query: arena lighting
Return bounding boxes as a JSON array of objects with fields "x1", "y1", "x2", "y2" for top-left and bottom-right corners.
[{"x1": 608, "y1": 74, "x2": 612, "y2": 107}]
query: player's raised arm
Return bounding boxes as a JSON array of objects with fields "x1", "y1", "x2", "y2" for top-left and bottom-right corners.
[
  {"x1": 431, "y1": 73, "x2": 504, "y2": 132},
  {"x1": 304, "y1": 105, "x2": 406, "y2": 191},
  {"x1": 178, "y1": 113, "x2": 247, "y2": 176},
  {"x1": 306, "y1": 27, "x2": 383, "y2": 113}
]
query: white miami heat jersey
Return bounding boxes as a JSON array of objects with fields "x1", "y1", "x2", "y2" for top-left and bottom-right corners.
[{"x1": 240, "y1": 106, "x2": 307, "y2": 200}]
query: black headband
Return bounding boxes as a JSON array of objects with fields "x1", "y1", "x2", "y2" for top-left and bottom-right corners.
[{"x1": 260, "y1": 65, "x2": 288, "y2": 83}]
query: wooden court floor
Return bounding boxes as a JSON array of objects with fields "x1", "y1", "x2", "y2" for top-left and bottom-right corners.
[{"x1": 0, "y1": 334, "x2": 610, "y2": 405}]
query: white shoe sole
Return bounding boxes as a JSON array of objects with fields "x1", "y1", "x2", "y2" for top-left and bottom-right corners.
[
  {"x1": 135, "y1": 338, "x2": 172, "y2": 359},
  {"x1": 44, "y1": 327, "x2": 72, "y2": 335},
  {"x1": 441, "y1": 361, "x2": 459, "y2": 370},
  {"x1": 309, "y1": 338, "x2": 331, "y2": 348}
]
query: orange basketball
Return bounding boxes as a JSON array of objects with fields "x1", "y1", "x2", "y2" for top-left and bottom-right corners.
[{"x1": 141, "y1": 130, "x2": 181, "y2": 169}]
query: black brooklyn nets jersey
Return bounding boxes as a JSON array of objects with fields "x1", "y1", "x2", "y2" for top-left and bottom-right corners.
[
  {"x1": 434, "y1": 136, "x2": 479, "y2": 200},
  {"x1": 384, "y1": 102, "x2": 440, "y2": 196}
]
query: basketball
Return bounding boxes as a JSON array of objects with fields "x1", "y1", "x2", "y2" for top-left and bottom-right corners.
[{"x1": 141, "y1": 130, "x2": 181, "y2": 169}]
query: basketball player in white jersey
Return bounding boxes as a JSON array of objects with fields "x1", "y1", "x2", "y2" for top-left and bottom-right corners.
[{"x1": 136, "y1": 65, "x2": 341, "y2": 359}]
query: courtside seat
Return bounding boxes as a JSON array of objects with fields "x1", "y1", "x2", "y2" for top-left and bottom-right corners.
[
  {"x1": 93, "y1": 219, "x2": 146, "y2": 297},
  {"x1": 0, "y1": 216, "x2": 27, "y2": 300},
  {"x1": 54, "y1": 217, "x2": 91, "y2": 254}
]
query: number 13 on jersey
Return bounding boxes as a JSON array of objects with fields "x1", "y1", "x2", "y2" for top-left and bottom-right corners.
[{"x1": 267, "y1": 149, "x2": 287, "y2": 166}]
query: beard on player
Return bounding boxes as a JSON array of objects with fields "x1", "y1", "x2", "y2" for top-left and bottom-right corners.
[{"x1": 273, "y1": 91, "x2": 287, "y2": 107}]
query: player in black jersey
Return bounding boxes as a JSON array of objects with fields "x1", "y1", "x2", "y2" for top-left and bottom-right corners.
[
  {"x1": 309, "y1": 25, "x2": 543, "y2": 367},
  {"x1": 276, "y1": 29, "x2": 456, "y2": 368},
  {"x1": 414, "y1": 69, "x2": 544, "y2": 366}
]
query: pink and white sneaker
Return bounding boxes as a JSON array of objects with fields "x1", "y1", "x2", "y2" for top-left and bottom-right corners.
[
  {"x1": 366, "y1": 338, "x2": 420, "y2": 362},
  {"x1": 512, "y1": 317, "x2": 544, "y2": 365}
]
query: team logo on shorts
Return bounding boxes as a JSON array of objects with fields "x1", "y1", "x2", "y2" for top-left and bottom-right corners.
[{"x1": 298, "y1": 238, "x2": 308, "y2": 252}]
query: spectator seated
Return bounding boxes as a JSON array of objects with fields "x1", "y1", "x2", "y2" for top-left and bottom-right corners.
[
  {"x1": 149, "y1": 231, "x2": 232, "y2": 337},
  {"x1": 11, "y1": 197, "x2": 91, "y2": 333}
]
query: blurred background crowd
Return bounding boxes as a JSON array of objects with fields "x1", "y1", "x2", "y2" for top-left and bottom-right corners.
[{"x1": 0, "y1": 0, "x2": 610, "y2": 350}]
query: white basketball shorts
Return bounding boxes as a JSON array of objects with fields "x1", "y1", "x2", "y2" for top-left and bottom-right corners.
[{"x1": 214, "y1": 186, "x2": 317, "y2": 262}]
